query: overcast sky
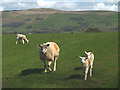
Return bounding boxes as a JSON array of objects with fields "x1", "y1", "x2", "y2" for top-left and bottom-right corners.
[{"x1": 0, "y1": 0, "x2": 119, "y2": 11}]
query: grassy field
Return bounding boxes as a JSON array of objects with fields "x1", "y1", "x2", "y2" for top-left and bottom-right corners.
[
  {"x1": 2, "y1": 32, "x2": 118, "y2": 88},
  {"x1": 2, "y1": 9, "x2": 118, "y2": 33}
]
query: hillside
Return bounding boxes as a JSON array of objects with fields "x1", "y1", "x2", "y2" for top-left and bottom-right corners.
[{"x1": 2, "y1": 8, "x2": 118, "y2": 34}]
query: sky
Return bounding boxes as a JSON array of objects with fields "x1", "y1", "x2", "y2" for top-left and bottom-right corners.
[{"x1": 0, "y1": 0, "x2": 119, "y2": 11}]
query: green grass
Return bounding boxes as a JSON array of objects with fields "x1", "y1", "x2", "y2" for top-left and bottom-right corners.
[
  {"x1": 2, "y1": 10, "x2": 118, "y2": 33},
  {"x1": 2, "y1": 32, "x2": 118, "y2": 88}
]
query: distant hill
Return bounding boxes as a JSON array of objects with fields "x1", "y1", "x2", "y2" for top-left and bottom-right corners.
[{"x1": 2, "y1": 8, "x2": 118, "y2": 34}]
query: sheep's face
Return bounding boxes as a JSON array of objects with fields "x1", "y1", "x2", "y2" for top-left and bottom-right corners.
[
  {"x1": 39, "y1": 43, "x2": 50, "y2": 54},
  {"x1": 26, "y1": 40, "x2": 29, "y2": 43},
  {"x1": 79, "y1": 56, "x2": 86, "y2": 64},
  {"x1": 24, "y1": 39, "x2": 29, "y2": 43}
]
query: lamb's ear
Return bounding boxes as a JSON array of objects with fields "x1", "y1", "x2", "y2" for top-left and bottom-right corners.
[
  {"x1": 85, "y1": 51, "x2": 87, "y2": 54},
  {"x1": 78, "y1": 56, "x2": 82, "y2": 59},
  {"x1": 38, "y1": 44, "x2": 42, "y2": 47},
  {"x1": 46, "y1": 44, "x2": 50, "y2": 47}
]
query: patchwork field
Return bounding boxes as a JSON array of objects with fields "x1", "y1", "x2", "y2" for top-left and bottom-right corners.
[
  {"x1": 2, "y1": 32, "x2": 118, "y2": 88},
  {"x1": 2, "y1": 8, "x2": 118, "y2": 34}
]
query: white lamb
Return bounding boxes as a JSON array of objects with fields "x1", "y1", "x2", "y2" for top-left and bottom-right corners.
[
  {"x1": 79, "y1": 51, "x2": 94, "y2": 80},
  {"x1": 16, "y1": 34, "x2": 29, "y2": 44}
]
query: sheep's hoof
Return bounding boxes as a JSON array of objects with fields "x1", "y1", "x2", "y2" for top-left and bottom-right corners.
[
  {"x1": 53, "y1": 69, "x2": 56, "y2": 71},
  {"x1": 49, "y1": 69, "x2": 52, "y2": 72},
  {"x1": 49, "y1": 70, "x2": 52, "y2": 72},
  {"x1": 44, "y1": 72, "x2": 47, "y2": 74},
  {"x1": 44, "y1": 70, "x2": 47, "y2": 74}
]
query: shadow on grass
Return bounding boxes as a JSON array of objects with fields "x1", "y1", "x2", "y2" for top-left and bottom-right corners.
[
  {"x1": 64, "y1": 74, "x2": 83, "y2": 80},
  {"x1": 19, "y1": 68, "x2": 44, "y2": 76},
  {"x1": 63, "y1": 67, "x2": 83, "y2": 80},
  {"x1": 74, "y1": 67, "x2": 82, "y2": 71}
]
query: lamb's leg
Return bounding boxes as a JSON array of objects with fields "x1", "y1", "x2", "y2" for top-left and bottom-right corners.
[
  {"x1": 48, "y1": 61, "x2": 52, "y2": 72},
  {"x1": 16, "y1": 39, "x2": 18, "y2": 44},
  {"x1": 84, "y1": 67, "x2": 89, "y2": 80},
  {"x1": 53, "y1": 57, "x2": 57, "y2": 71},
  {"x1": 90, "y1": 62, "x2": 93, "y2": 77},
  {"x1": 90, "y1": 67, "x2": 92, "y2": 77},
  {"x1": 44, "y1": 61, "x2": 47, "y2": 73},
  {"x1": 22, "y1": 39, "x2": 25, "y2": 44},
  {"x1": 16, "y1": 37, "x2": 19, "y2": 44}
]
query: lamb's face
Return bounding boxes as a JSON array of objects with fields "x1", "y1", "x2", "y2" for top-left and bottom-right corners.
[
  {"x1": 79, "y1": 56, "x2": 86, "y2": 64},
  {"x1": 39, "y1": 43, "x2": 50, "y2": 54},
  {"x1": 27, "y1": 40, "x2": 29, "y2": 43}
]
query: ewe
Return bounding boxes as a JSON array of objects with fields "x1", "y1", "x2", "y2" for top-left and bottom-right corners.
[{"x1": 38, "y1": 42, "x2": 60, "y2": 73}]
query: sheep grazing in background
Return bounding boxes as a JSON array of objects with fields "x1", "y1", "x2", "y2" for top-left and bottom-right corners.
[
  {"x1": 38, "y1": 42, "x2": 60, "y2": 73},
  {"x1": 16, "y1": 34, "x2": 29, "y2": 44},
  {"x1": 79, "y1": 51, "x2": 94, "y2": 80}
]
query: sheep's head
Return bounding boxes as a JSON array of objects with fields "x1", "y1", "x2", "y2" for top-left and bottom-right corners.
[
  {"x1": 85, "y1": 51, "x2": 92, "y2": 58},
  {"x1": 79, "y1": 56, "x2": 86, "y2": 64},
  {"x1": 24, "y1": 39, "x2": 29, "y2": 43},
  {"x1": 38, "y1": 43, "x2": 50, "y2": 54},
  {"x1": 27, "y1": 40, "x2": 29, "y2": 43}
]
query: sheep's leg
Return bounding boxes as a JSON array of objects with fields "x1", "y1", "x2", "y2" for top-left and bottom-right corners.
[
  {"x1": 16, "y1": 39, "x2": 18, "y2": 44},
  {"x1": 90, "y1": 67, "x2": 92, "y2": 77},
  {"x1": 44, "y1": 61, "x2": 47, "y2": 73},
  {"x1": 84, "y1": 67, "x2": 89, "y2": 80},
  {"x1": 91, "y1": 60, "x2": 94, "y2": 67},
  {"x1": 22, "y1": 39, "x2": 25, "y2": 44},
  {"x1": 16, "y1": 37, "x2": 19, "y2": 44},
  {"x1": 48, "y1": 61, "x2": 52, "y2": 72},
  {"x1": 90, "y1": 62, "x2": 93, "y2": 77},
  {"x1": 53, "y1": 57, "x2": 57, "y2": 71}
]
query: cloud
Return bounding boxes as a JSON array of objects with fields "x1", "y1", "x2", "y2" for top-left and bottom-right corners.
[
  {"x1": 37, "y1": 0, "x2": 79, "y2": 11},
  {"x1": 17, "y1": 2, "x2": 38, "y2": 9},
  {"x1": 0, "y1": 7, "x2": 4, "y2": 11},
  {"x1": 1, "y1": 0, "x2": 119, "y2": 3},
  {"x1": 93, "y1": 3, "x2": 118, "y2": 11},
  {"x1": 62, "y1": 2, "x2": 78, "y2": 10},
  {"x1": 107, "y1": 0, "x2": 119, "y2": 2},
  {"x1": 53, "y1": 2, "x2": 79, "y2": 11},
  {"x1": 37, "y1": 0, "x2": 56, "y2": 8},
  {"x1": 1, "y1": 1, "x2": 119, "y2": 11},
  {"x1": 2, "y1": 0, "x2": 16, "y2": 2},
  {"x1": 2, "y1": 0, "x2": 37, "y2": 3},
  {"x1": 2, "y1": 2, "x2": 38, "y2": 10}
]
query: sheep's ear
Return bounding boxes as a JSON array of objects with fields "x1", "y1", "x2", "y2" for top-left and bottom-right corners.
[
  {"x1": 78, "y1": 56, "x2": 82, "y2": 59},
  {"x1": 38, "y1": 44, "x2": 42, "y2": 47},
  {"x1": 85, "y1": 51, "x2": 87, "y2": 54},
  {"x1": 46, "y1": 44, "x2": 50, "y2": 47}
]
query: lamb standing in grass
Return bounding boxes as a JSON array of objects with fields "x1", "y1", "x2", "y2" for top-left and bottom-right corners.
[
  {"x1": 85, "y1": 51, "x2": 94, "y2": 77},
  {"x1": 16, "y1": 34, "x2": 29, "y2": 44},
  {"x1": 38, "y1": 42, "x2": 60, "y2": 73},
  {"x1": 79, "y1": 51, "x2": 94, "y2": 80}
]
